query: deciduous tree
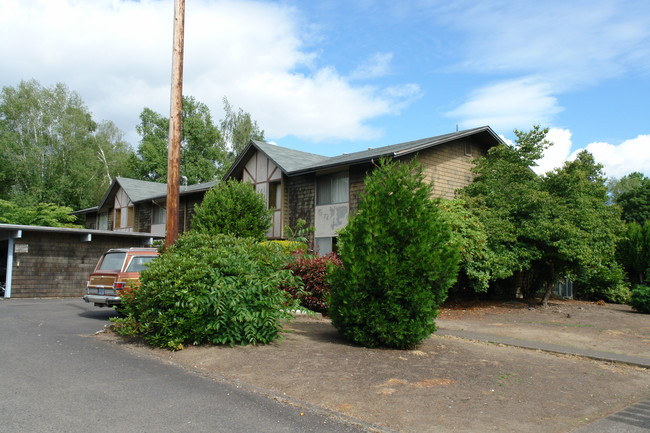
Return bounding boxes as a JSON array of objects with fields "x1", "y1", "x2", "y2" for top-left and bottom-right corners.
[
  {"x1": 220, "y1": 96, "x2": 265, "y2": 161},
  {"x1": 133, "y1": 96, "x2": 227, "y2": 183},
  {"x1": 0, "y1": 80, "x2": 135, "y2": 209},
  {"x1": 460, "y1": 126, "x2": 625, "y2": 305}
]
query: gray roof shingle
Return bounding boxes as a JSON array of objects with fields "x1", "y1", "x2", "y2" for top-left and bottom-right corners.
[{"x1": 227, "y1": 126, "x2": 502, "y2": 178}]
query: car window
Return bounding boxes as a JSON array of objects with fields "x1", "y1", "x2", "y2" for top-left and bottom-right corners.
[
  {"x1": 97, "y1": 252, "x2": 127, "y2": 271},
  {"x1": 125, "y1": 256, "x2": 156, "y2": 273}
]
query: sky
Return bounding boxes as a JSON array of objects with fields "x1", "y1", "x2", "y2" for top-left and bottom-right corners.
[{"x1": 1, "y1": 0, "x2": 649, "y2": 179}]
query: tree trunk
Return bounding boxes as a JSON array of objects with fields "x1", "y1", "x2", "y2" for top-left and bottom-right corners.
[{"x1": 541, "y1": 281, "x2": 553, "y2": 307}]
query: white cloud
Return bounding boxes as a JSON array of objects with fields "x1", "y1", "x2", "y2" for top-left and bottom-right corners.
[
  {"x1": 441, "y1": 0, "x2": 650, "y2": 135},
  {"x1": 0, "y1": 0, "x2": 416, "y2": 145},
  {"x1": 349, "y1": 52, "x2": 394, "y2": 80},
  {"x1": 529, "y1": 129, "x2": 650, "y2": 178},
  {"x1": 446, "y1": 77, "x2": 563, "y2": 132},
  {"x1": 443, "y1": 0, "x2": 650, "y2": 88},
  {"x1": 575, "y1": 135, "x2": 650, "y2": 178}
]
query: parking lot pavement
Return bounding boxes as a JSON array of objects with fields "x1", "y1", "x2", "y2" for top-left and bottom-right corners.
[
  {"x1": 571, "y1": 399, "x2": 650, "y2": 433},
  {"x1": 0, "y1": 298, "x2": 373, "y2": 433}
]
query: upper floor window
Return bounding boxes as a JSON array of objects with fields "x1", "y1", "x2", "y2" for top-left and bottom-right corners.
[
  {"x1": 316, "y1": 171, "x2": 349, "y2": 205},
  {"x1": 152, "y1": 204, "x2": 166, "y2": 225},
  {"x1": 464, "y1": 141, "x2": 472, "y2": 156},
  {"x1": 98, "y1": 212, "x2": 108, "y2": 230},
  {"x1": 268, "y1": 181, "x2": 281, "y2": 209}
]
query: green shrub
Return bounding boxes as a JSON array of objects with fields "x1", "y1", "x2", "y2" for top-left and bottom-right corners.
[
  {"x1": 573, "y1": 262, "x2": 631, "y2": 304},
  {"x1": 262, "y1": 240, "x2": 306, "y2": 255},
  {"x1": 630, "y1": 285, "x2": 650, "y2": 313},
  {"x1": 283, "y1": 252, "x2": 342, "y2": 314},
  {"x1": 329, "y1": 158, "x2": 459, "y2": 349},
  {"x1": 111, "y1": 232, "x2": 300, "y2": 349},
  {"x1": 191, "y1": 179, "x2": 272, "y2": 240}
]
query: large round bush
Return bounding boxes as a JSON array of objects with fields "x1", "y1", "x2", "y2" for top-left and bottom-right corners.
[{"x1": 112, "y1": 232, "x2": 300, "y2": 349}]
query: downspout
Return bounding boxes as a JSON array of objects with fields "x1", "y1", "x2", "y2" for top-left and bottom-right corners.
[{"x1": 4, "y1": 232, "x2": 20, "y2": 298}]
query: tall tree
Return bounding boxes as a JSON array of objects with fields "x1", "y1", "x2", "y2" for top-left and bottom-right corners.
[
  {"x1": 133, "y1": 96, "x2": 227, "y2": 183},
  {"x1": 460, "y1": 126, "x2": 549, "y2": 297},
  {"x1": 460, "y1": 126, "x2": 625, "y2": 305},
  {"x1": 618, "y1": 221, "x2": 650, "y2": 285},
  {"x1": 613, "y1": 173, "x2": 650, "y2": 225},
  {"x1": 607, "y1": 172, "x2": 646, "y2": 203},
  {"x1": 538, "y1": 152, "x2": 625, "y2": 304},
  {"x1": 220, "y1": 96, "x2": 265, "y2": 161},
  {"x1": 0, "y1": 80, "x2": 135, "y2": 209}
]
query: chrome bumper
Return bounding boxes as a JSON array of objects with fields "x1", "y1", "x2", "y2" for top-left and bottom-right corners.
[{"x1": 83, "y1": 294, "x2": 121, "y2": 306}]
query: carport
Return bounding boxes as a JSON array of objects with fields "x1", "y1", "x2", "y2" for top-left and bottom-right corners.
[{"x1": 1, "y1": 224, "x2": 162, "y2": 298}]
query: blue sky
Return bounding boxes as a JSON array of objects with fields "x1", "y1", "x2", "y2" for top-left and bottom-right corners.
[{"x1": 1, "y1": 0, "x2": 648, "y2": 178}]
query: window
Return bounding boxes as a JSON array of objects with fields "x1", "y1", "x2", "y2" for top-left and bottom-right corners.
[
  {"x1": 126, "y1": 256, "x2": 157, "y2": 272},
  {"x1": 315, "y1": 237, "x2": 338, "y2": 255},
  {"x1": 98, "y1": 252, "x2": 127, "y2": 271},
  {"x1": 464, "y1": 141, "x2": 472, "y2": 156},
  {"x1": 152, "y1": 205, "x2": 166, "y2": 225},
  {"x1": 316, "y1": 172, "x2": 348, "y2": 205},
  {"x1": 114, "y1": 209, "x2": 121, "y2": 228},
  {"x1": 268, "y1": 181, "x2": 281, "y2": 209},
  {"x1": 127, "y1": 206, "x2": 135, "y2": 228},
  {"x1": 98, "y1": 212, "x2": 108, "y2": 230}
]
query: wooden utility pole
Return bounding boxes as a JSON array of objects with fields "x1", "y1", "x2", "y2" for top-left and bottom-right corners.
[{"x1": 165, "y1": 0, "x2": 185, "y2": 249}]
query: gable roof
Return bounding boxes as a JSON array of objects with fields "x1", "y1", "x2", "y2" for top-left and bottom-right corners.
[
  {"x1": 225, "y1": 126, "x2": 503, "y2": 179},
  {"x1": 73, "y1": 177, "x2": 218, "y2": 215}
]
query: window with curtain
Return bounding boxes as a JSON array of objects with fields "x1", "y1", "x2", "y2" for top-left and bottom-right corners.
[{"x1": 316, "y1": 171, "x2": 348, "y2": 205}]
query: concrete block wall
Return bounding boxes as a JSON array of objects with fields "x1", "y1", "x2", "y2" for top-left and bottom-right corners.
[{"x1": 9, "y1": 231, "x2": 149, "y2": 298}]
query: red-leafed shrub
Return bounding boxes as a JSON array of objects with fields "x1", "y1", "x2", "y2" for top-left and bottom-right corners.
[{"x1": 284, "y1": 253, "x2": 342, "y2": 314}]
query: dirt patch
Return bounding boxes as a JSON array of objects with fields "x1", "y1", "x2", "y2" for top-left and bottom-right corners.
[
  {"x1": 98, "y1": 300, "x2": 650, "y2": 433},
  {"x1": 438, "y1": 299, "x2": 650, "y2": 358}
]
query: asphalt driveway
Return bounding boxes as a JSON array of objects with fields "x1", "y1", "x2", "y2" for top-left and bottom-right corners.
[{"x1": 0, "y1": 298, "x2": 371, "y2": 433}]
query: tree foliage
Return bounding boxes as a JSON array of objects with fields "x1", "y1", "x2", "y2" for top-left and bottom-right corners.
[
  {"x1": 607, "y1": 172, "x2": 646, "y2": 204},
  {"x1": 613, "y1": 173, "x2": 650, "y2": 225},
  {"x1": 220, "y1": 96, "x2": 265, "y2": 160},
  {"x1": 460, "y1": 126, "x2": 625, "y2": 305},
  {"x1": 618, "y1": 220, "x2": 650, "y2": 284},
  {"x1": 133, "y1": 96, "x2": 227, "y2": 183},
  {"x1": 191, "y1": 179, "x2": 272, "y2": 240},
  {"x1": 439, "y1": 198, "x2": 494, "y2": 293},
  {"x1": 0, "y1": 80, "x2": 135, "y2": 209},
  {"x1": 543, "y1": 152, "x2": 626, "y2": 303},
  {"x1": 0, "y1": 200, "x2": 81, "y2": 227},
  {"x1": 460, "y1": 126, "x2": 550, "y2": 294},
  {"x1": 329, "y1": 158, "x2": 459, "y2": 349}
]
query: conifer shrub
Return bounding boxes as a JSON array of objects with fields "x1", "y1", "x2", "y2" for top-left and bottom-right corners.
[
  {"x1": 283, "y1": 252, "x2": 342, "y2": 314},
  {"x1": 329, "y1": 158, "x2": 460, "y2": 349},
  {"x1": 111, "y1": 232, "x2": 300, "y2": 350},
  {"x1": 630, "y1": 285, "x2": 650, "y2": 313}
]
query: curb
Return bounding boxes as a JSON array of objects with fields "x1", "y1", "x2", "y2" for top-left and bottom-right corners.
[{"x1": 436, "y1": 329, "x2": 650, "y2": 369}]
